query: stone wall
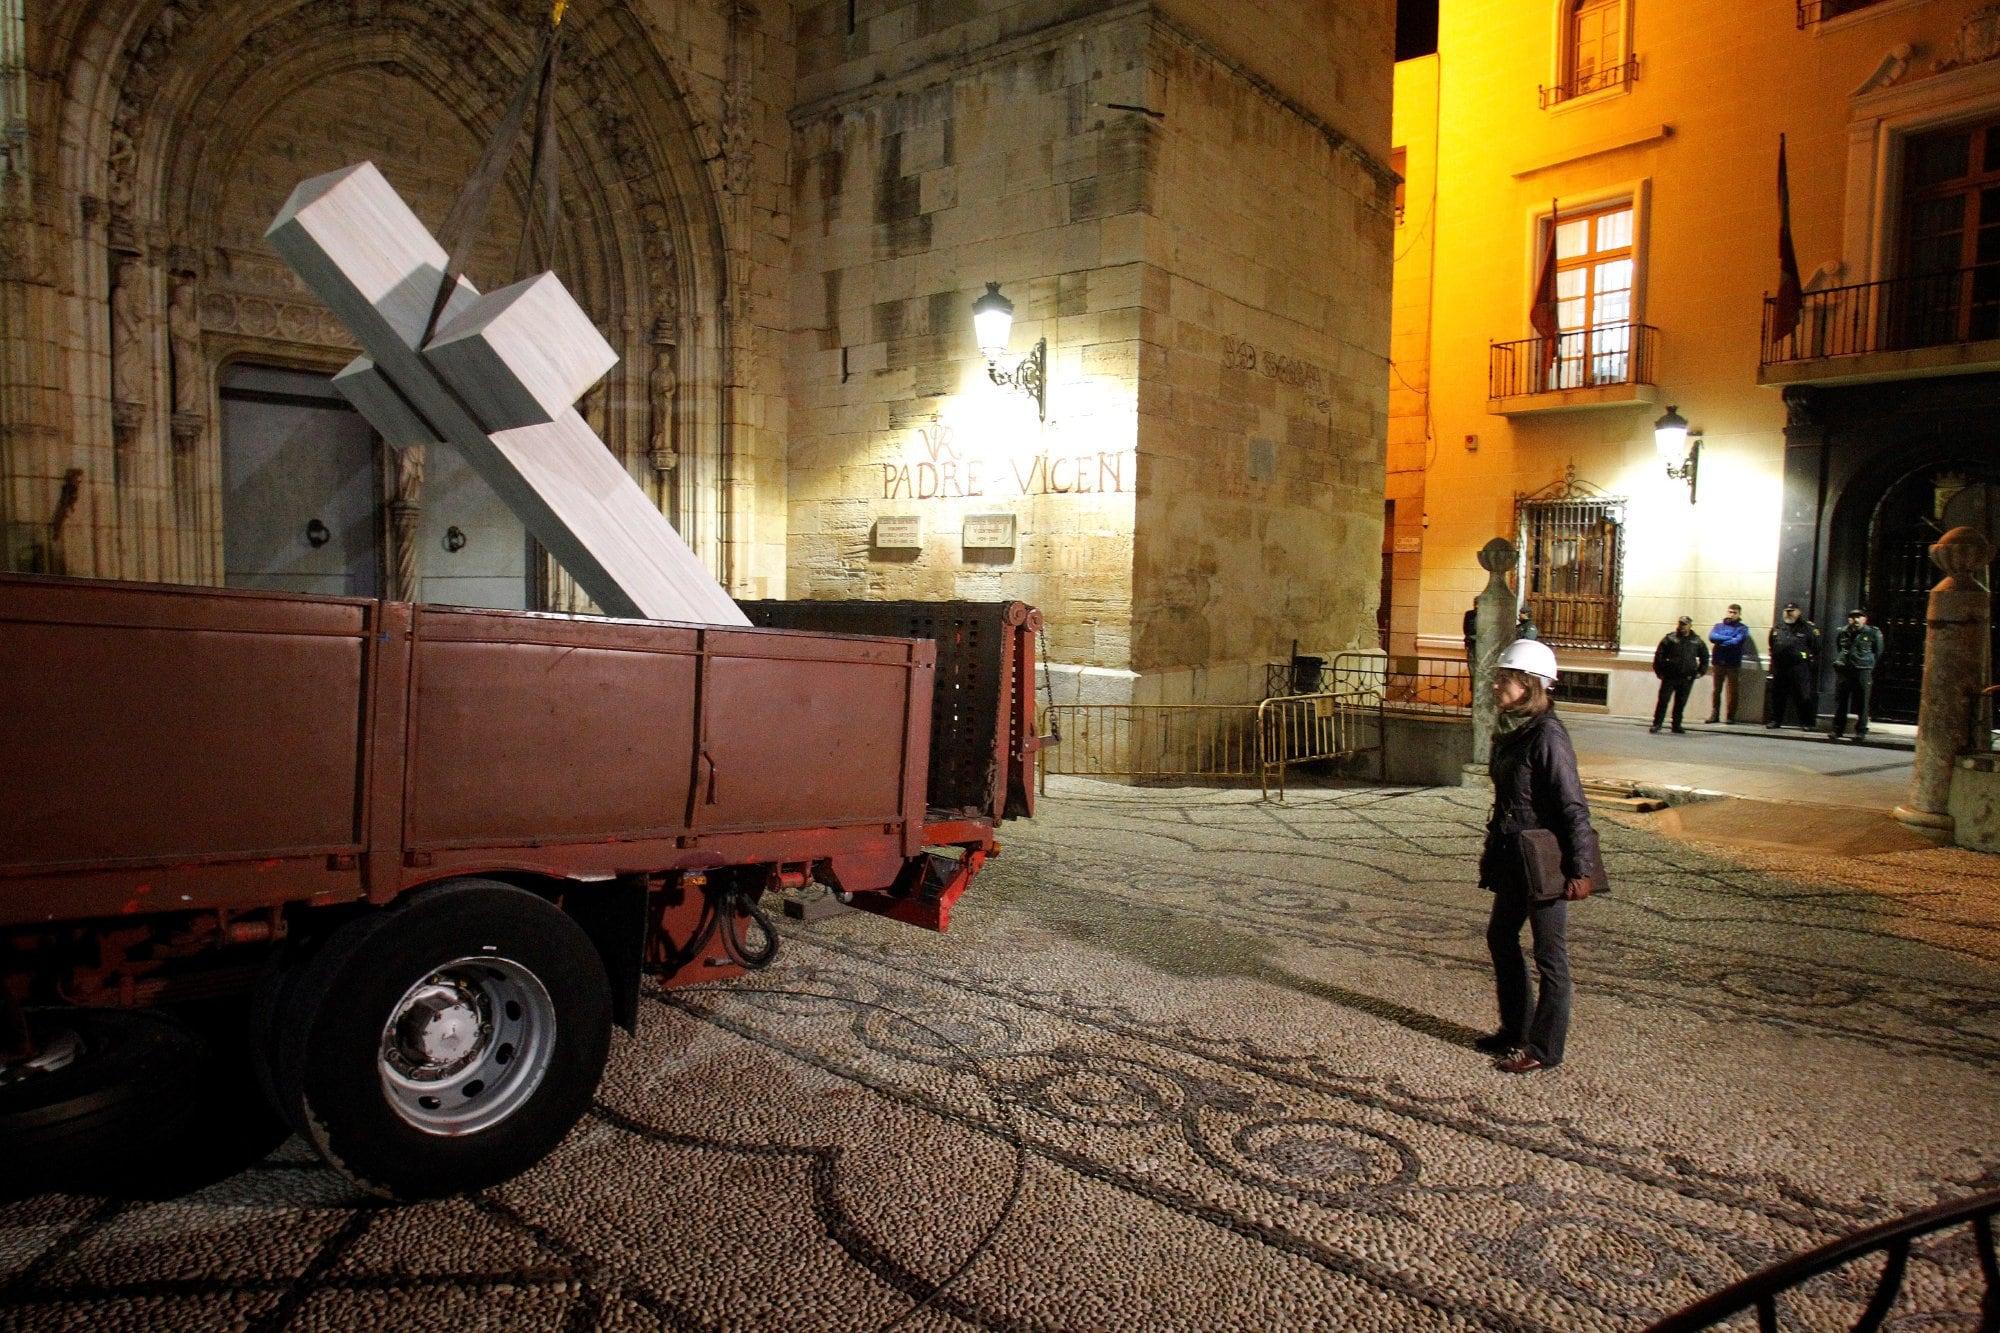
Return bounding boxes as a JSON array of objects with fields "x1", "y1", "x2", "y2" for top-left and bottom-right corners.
[
  {"x1": 1131, "y1": 18, "x2": 1392, "y2": 704},
  {"x1": 787, "y1": 4, "x2": 1152, "y2": 673},
  {"x1": 788, "y1": 0, "x2": 1394, "y2": 703}
]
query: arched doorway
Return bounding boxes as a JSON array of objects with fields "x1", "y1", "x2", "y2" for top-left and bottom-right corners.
[
  {"x1": 1863, "y1": 464, "x2": 2000, "y2": 722},
  {"x1": 45, "y1": 0, "x2": 731, "y2": 601}
]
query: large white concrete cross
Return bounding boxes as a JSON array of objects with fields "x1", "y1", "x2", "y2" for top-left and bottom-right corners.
[{"x1": 266, "y1": 161, "x2": 748, "y2": 626}]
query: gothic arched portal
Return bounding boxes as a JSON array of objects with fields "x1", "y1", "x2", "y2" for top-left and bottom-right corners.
[{"x1": 42, "y1": 0, "x2": 732, "y2": 602}]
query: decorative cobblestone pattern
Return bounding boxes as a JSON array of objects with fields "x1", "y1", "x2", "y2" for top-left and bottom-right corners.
[{"x1": 4, "y1": 782, "x2": 1995, "y2": 1329}]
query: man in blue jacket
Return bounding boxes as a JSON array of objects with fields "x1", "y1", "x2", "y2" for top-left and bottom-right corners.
[
  {"x1": 1829, "y1": 608, "x2": 1885, "y2": 742},
  {"x1": 1706, "y1": 604, "x2": 1749, "y2": 724}
]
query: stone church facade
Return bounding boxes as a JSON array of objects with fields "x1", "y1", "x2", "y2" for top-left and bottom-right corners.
[{"x1": 1, "y1": 0, "x2": 1392, "y2": 705}]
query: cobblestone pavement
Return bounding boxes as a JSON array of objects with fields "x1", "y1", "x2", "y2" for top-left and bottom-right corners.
[{"x1": 4, "y1": 779, "x2": 1998, "y2": 1330}]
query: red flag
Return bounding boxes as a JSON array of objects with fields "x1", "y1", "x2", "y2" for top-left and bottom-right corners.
[
  {"x1": 1530, "y1": 199, "x2": 1560, "y2": 379},
  {"x1": 1774, "y1": 134, "x2": 1803, "y2": 340}
]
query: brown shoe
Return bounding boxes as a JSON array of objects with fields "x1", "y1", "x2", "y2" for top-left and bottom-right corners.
[{"x1": 1495, "y1": 1053, "x2": 1555, "y2": 1074}]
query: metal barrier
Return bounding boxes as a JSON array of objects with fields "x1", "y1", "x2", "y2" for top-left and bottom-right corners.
[
  {"x1": 1327, "y1": 652, "x2": 1474, "y2": 715},
  {"x1": 1037, "y1": 694, "x2": 1374, "y2": 799},
  {"x1": 1257, "y1": 692, "x2": 1377, "y2": 799},
  {"x1": 1646, "y1": 1186, "x2": 2000, "y2": 1332},
  {"x1": 1036, "y1": 703, "x2": 1263, "y2": 791}
]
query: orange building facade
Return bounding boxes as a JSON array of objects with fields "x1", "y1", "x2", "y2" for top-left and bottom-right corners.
[{"x1": 1392, "y1": 0, "x2": 2000, "y2": 722}]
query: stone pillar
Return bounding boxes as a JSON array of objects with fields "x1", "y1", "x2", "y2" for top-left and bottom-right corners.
[
  {"x1": 1894, "y1": 525, "x2": 1994, "y2": 833},
  {"x1": 1464, "y1": 536, "x2": 1519, "y2": 779},
  {"x1": 387, "y1": 445, "x2": 424, "y2": 602}
]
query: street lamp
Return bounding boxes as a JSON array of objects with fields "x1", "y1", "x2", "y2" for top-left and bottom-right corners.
[
  {"x1": 1654, "y1": 404, "x2": 1699, "y2": 503},
  {"x1": 971, "y1": 281, "x2": 1046, "y2": 421}
]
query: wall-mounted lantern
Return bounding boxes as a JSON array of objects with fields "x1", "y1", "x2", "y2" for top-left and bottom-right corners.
[
  {"x1": 971, "y1": 281, "x2": 1046, "y2": 422},
  {"x1": 1654, "y1": 404, "x2": 1700, "y2": 504}
]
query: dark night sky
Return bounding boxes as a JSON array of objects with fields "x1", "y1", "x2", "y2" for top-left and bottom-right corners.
[{"x1": 1396, "y1": 0, "x2": 1439, "y2": 61}]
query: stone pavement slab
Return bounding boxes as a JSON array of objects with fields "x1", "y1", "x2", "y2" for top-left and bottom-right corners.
[
  {"x1": 1564, "y1": 715, "x2": 1917, "y2": 811},
  {"x1": 3, "y1": 779, "x2": 1996, "y2": 1330}
]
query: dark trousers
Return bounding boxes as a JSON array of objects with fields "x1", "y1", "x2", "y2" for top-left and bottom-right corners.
[
  {"x1": 1486, "y1": 891, "x2": 1571, "y2": 1066},
  {"x1": 1769, "y1": 661, "x2": 1816, "y2": 728},
  {"x1": 1831, "y1": 667, "x2": 1874, "y2": 737},
  {"x1": 1652, "y1": 676, "x2": 1694, "y2": 730},
  {"x1": 1708, "y1": 665, "x2": 1740, "y2": 722}
]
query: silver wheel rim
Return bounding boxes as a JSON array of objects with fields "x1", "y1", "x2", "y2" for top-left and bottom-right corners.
[{"x1": 377, "y1": 956, "x2": 555, "y2": 1136}]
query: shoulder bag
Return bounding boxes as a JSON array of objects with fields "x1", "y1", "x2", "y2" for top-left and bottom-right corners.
[{"x1": 1514, "y1": 828, "x2": 1610, "y2": 903}]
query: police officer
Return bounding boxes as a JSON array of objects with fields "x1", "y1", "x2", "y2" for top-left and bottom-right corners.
[
  {"x1": 1829, "y1": 608, "x2": 1885, "y2": 742},
  {"x1": 1767, "y1": 601, "x2": 1820, "y2": 730}
]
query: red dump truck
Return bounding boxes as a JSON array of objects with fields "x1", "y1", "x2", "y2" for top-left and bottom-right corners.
[{"x1": 0, "y1": 574, "x2": 1037, "y2": 1199}]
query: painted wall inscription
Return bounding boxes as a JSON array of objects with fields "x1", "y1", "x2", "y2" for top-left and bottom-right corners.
[{"x1": 881, "y1": 420, "x2": 1134, "y2": 500}]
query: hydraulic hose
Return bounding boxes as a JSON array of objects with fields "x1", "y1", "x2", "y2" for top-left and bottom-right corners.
[{"x1": 717, "y1": 884, "x2": 779, "y2": 970}]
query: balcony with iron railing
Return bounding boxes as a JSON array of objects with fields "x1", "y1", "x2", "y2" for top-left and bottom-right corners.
[
  {"x1": 1489, "y1": 321, "x2": 1660, "y2": 415},
  {"x1": 1538, "y1": 54, "x2": 1638, "y2": 109},
  {"x1": 1759, "y1": 263, "x2": 2000, "y2": 387}
]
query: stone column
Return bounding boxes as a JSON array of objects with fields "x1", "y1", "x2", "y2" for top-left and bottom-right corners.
[
  {"x1": 1894, "y1": 525, "x2": 1994, "y2": 833},
  {"x1": 387, "y1": 445, "x2": 424, "y2": 603},
  {"x1": 1464, "y1": 536, "x2": 1519, "y2": 780}
]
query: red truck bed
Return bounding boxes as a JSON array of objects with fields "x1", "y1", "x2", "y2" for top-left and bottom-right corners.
[{"x1": 0, "y1": 574, "x2": 1038, "y2": 1199}]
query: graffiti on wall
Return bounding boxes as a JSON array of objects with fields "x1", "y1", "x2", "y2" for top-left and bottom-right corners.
[
  {"x1": 880, "y1": 419, "x2": 1134, "y2": 501},
  {"x1": 1221, "y1": 336, "x2": 1332, "y2": 413}
]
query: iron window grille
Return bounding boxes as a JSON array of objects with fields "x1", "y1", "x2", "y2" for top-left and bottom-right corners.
[{"x1": 1516, "y1": 468, "x2": 1626, "y2": 652}]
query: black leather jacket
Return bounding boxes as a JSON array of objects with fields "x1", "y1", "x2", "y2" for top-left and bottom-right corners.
[{"x1": 1479, "y1": 710, "x2": 1602, "y2": 892}]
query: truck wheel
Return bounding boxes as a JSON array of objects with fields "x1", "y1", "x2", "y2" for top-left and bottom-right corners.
[
  {"x1": 0, "y1": 1008, "x2": 207, "y2": 1197},
  {"x1": 267, "y1": 879, "x2": 612, "y2": 1200}
]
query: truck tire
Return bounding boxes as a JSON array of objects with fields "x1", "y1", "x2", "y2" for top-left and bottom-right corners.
[
  {"x1": 0, "y1": 1008, "x2": 207, "y2": 1197},
  {"x1": 265, "y1": 878, "x2": 613, "y2": 1200}
]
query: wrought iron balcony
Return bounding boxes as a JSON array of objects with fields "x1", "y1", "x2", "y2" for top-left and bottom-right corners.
[
  {"x1": 1489, "y1": 321, "x2": 1659, "y2": 404},
  {"x1": 1760, "y1": 263, "x2": 2000, "y2": 374},
  {"x1": 1538, "y1": 54, "x2": 1639, "y2": 109}
]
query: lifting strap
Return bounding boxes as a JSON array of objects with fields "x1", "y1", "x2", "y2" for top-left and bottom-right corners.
[{"x1": 422, "y1": 1, "x2": 569, "y2": 347}]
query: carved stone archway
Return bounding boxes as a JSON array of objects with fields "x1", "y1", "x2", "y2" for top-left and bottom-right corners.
[{"x1": 39, "y1": 0, "x2": 731, "y2": 596}]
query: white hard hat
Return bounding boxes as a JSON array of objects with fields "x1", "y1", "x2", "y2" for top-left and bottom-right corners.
[{"x1": 1495, "y1": 638, "x2": 1559, "y2": 683}]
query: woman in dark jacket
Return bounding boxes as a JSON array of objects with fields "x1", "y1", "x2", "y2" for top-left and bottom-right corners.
[{"x1": 1475, "y1": 638, "x2": 1601, "y2": 1073}]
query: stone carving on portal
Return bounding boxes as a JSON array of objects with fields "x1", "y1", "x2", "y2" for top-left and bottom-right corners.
[
  {"x1": 649, "y1": 336, "x2": 680, "y2": 480},
  {"x1": 108, "y1": 254, "x2": 148, "y2": 451},
  {"x1": 167, "y1": 277, "x2": 205, "y2": 455},
  {"x1": 722, "y1": 2, "x2": 758, "y2": 199}
]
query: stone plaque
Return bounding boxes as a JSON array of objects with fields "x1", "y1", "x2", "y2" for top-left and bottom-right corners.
[
  {"x1": 962, "y1": 513, "x2": 1016, "y2": 549},
  {"x1": 874, "y1": 515, "x2": 922, "y2": 548}
]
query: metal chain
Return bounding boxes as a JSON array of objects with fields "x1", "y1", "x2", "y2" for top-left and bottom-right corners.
[{"x1": 1036, "y1": 622, "x2": 1060, "y2": 744}]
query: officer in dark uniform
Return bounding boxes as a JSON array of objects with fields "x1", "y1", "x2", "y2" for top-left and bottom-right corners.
[
  {"x1": 1829, "y1": 608, "x2": 1885, "y2": 742},
  {"x1": 1767, "y1": 601, "x2": 1820, "y2": 730}
]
